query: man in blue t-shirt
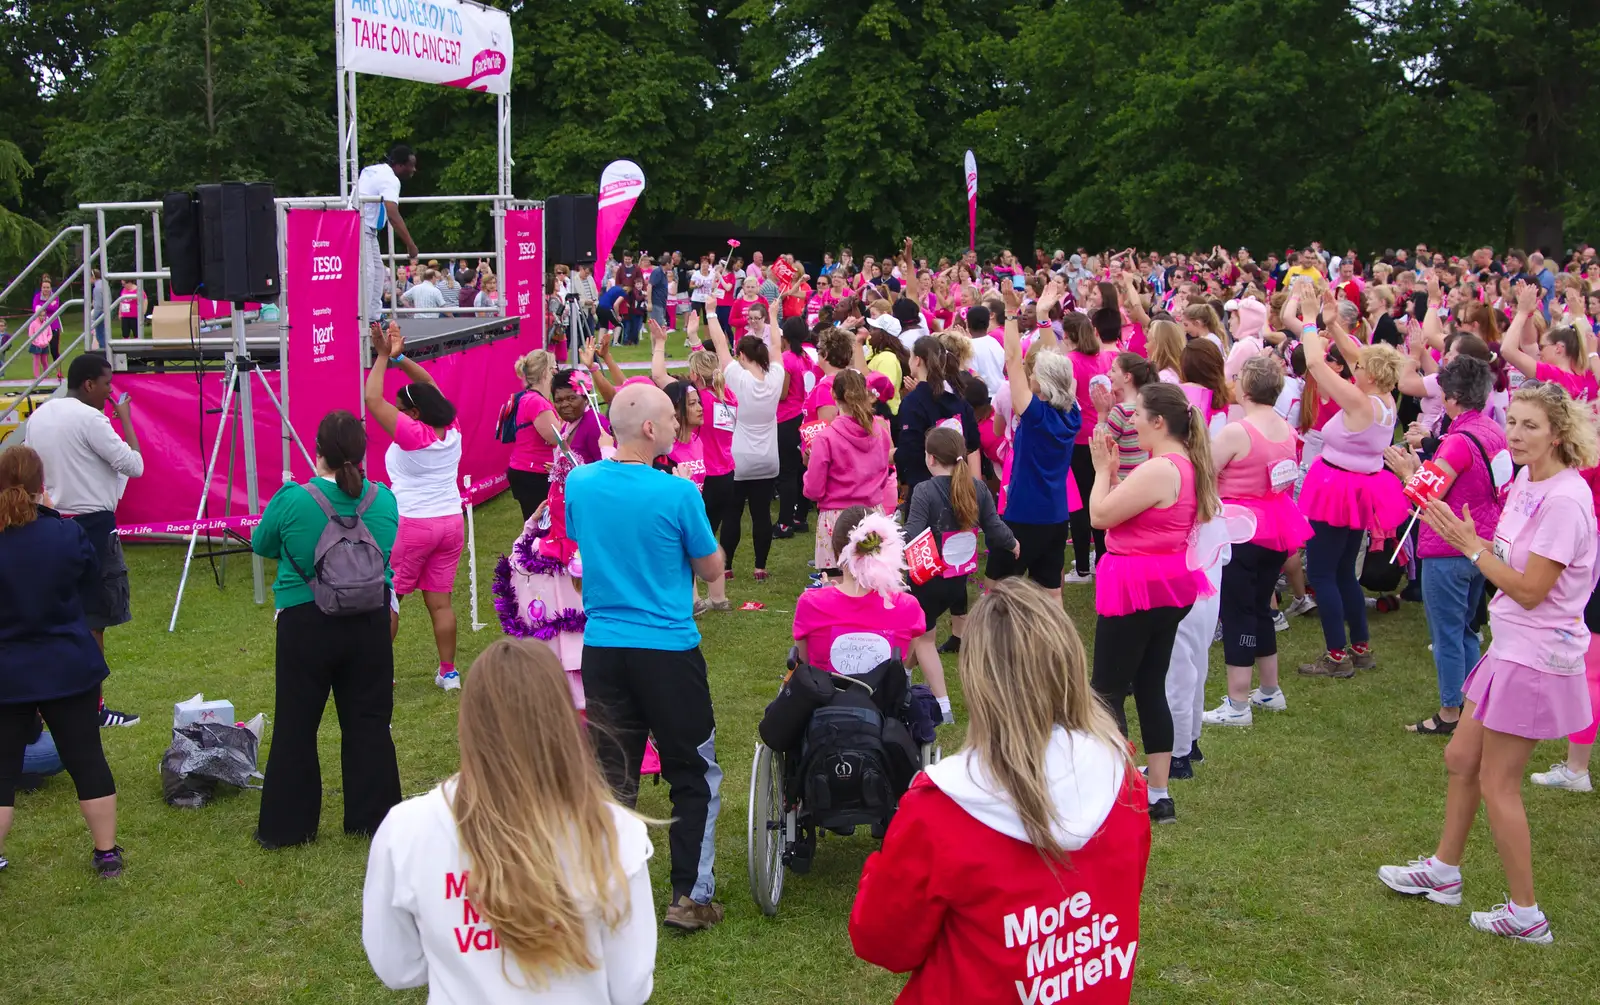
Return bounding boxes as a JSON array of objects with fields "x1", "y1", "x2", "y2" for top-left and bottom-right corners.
[
  {"x1": 565, "y1": 382, "x2": 726, "y2": 930},
  {"x1": 645, "y1": 254, "x2": 670, "y2": 328}
]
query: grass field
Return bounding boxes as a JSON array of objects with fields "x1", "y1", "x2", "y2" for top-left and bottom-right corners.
[{"x1": 3, "y1": 489, "x2": 1599, "y2": 1005}]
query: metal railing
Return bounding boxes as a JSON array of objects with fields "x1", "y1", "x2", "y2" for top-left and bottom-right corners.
[{"x1": 0, "y1": 225, "x2": 87, "y2": 306}]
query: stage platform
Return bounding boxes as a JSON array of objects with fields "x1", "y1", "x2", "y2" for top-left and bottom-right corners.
[{"x1": 109, "y1": 313, "x2": 520, "y2": 372}]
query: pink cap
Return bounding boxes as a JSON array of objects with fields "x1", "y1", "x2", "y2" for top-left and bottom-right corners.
[{"x1": 865, "y1": 371, "x2": 896, "y2": 402}]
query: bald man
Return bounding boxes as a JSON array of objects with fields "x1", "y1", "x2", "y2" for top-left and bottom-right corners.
[{"x1": 564, "y1": 382, "x2": 727, "y2": 931}]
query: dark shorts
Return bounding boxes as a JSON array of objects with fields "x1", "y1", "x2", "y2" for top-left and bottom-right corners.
[
  {"x1": 984, "y1": 519, "x2": 1069, "y2": 590},
  {"x1": 911, "y1": 575, "x2": 969, "y2": 627},
  {"x1": 71, "y1": 511, "x2": 131, "y2": 631}
]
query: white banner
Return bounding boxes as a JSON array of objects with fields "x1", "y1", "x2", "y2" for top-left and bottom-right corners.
[{"x1": 341, "y1": 0, "x2": 513, "y2": 96}]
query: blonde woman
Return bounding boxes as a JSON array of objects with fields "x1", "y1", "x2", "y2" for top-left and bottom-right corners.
[
  {"x1": 507, "y1": 350, "x2": 561, "y2": 520},
  {"x1": 1182, "y1": 302, "x2": 1231, "y2": 352},
  {"x1": 1145, "y1": 318, "x2": 1185, "y2": 384},
  {"x1": 363, "y1": 640, "x2": 656, "y2": 1001},
  {"x1": 850, "y1": 579, "x2": 1150, "y2": 999},
  {"x1": 1380, "y1": 383, "x2": 1598, "y2": 944}
]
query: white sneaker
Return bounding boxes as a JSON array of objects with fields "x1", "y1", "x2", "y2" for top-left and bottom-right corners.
[
  {"x1": 1377, "y1": 855, "x2": 1463, "y2": 906},
  {"x1": 435, "y1": 669, "x2": 462, "y2": 691},
  {"x1": 1201, "y1": 699, "x2": 1252, "y2": 726},
  {"x1": 1063, "y1": 570, "x2": 1094, "y2": 585},
  {"x1": 1530, "y1": 763, "x2": 1593, "y2": 792},
  {"x1": 1273, "y1": 610, "x2": 1290, "y2": 632},
  {"x1": 1249, "y1": 687, "x2": 1287, "y2": 711},
  {"x1": 1284, "y1": 595, "x2": 1318, "y2": 617},
  {"x1": 1469, "y1": 901, "x2": 1553, "y2": 944}
]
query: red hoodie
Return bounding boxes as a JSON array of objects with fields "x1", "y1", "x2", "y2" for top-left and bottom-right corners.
[{"x1": 850, "y1": 730, "x2": 1150, "y2": 1005}]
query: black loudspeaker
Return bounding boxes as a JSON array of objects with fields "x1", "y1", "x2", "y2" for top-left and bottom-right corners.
[
  {"x1": 546, "y1": 194, "x2": 597, "y2": 264},
  {"x1": 163, "y1": 182, "x2": 278, "y2": 302},
  {"x1": 163, "y1": 191, "x2": 202, "y2": 296}
]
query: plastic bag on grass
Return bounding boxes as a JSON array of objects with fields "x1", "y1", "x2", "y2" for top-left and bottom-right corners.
[{"x1": 160, "y1": 714, "x2": 266, "y2": 809}]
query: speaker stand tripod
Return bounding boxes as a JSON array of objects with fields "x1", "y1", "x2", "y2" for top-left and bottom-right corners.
[{"x1": 168, "y1": 302, "x2": 314, "y2": 632}]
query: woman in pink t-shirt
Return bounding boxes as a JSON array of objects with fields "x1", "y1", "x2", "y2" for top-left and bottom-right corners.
[
  {"x1": 507, "y1": 349, "x2": 561, "y2": 521},
  {"x1": 1065, "y1": 310, "x2": 1120, "y2": 580},
  {"x1": 684, "y1": 347, "x2": 739, "y2": 567},
  {"x1": 791, "y1": 507, "x2": 939, "y2": 700},
  {"x1": 1381, "y1": 382, "x2": 1598, "y2": 944},
  {"x1": 731, "y1": 277, "x2": 766, "y2": 343},
  {"x1": 775, "y1": 319, "x2": 815, "y2": 538},
  {"x1": 661, "y1": 379, "x2": 731, "y2": 614}
]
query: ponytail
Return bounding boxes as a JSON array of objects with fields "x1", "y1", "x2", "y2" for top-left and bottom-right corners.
[
  {"x1": 924, "y1": 426, "x2": 977, "y2": 530},
  {"x1": 1184, "y1": 404, "x2": 1219, "y2": 523},
  {"x1": 913, "y1": 335, "x2": 946, "y2": 391},
  {"x1": 315, "y1": 410, "x2": 369, "y2": 498},
  {"x1": 688, "y1": 349, "x2": 724, "y2": 395},
  {"x1": 832, "y1": 368, "x2": 876, "y2": 434}
]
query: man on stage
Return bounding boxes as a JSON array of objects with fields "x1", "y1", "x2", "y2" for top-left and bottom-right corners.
[{"x1": 358, "y1": 145, "x2": 420, "y2": 320}]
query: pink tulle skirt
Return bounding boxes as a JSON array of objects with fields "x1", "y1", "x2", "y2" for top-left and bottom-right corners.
[
  {"x1": 1095, "y1": 551, "x2": 1215, "y2": 617},
  {"x1": 1228, "y1": 492, "x2": 1314, "y2": 552},
  {"x1": 1298, "y1": 458, "x2": 1409, "y2": 538}
]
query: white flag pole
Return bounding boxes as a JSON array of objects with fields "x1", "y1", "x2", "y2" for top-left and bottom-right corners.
[{"x1": 464, "y1": 476, "x2": 487, "y2": 631}]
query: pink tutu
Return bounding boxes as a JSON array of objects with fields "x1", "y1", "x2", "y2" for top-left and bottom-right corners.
[
  {"x1": 1228, "y1": 492, "x2": 1313, "y2": 552},
  {"x1": 1298, "y1": 458, "x2": 1409, "y2": 538},
  {"x1": 1465, "y1": 650, "x2": 1594, "y2": 740},
  {"x1": 494, "y1": 539, "x2": 587, "y2": 709},
  {"x1": 1095, "y1": 551, "x2": 1215, "y2": 617}
]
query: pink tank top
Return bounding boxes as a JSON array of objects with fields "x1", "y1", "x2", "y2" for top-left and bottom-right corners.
[
  {"x1": 1320, "y1": 395, "x2": 1395, "y2": 474},
  {"x1": 1217, "y1": 420, "x2": 1299, "y2": 499},
  {"x1": 1106, "y1": 455, "x2": 1198, "y2": 556}
]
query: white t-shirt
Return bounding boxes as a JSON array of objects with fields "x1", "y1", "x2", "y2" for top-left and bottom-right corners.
[
  {"x1": 385, "y1": 417, "x2": 463, "y2": 519},
  {"x1": 723, "y1": 359, "x2": 784, "y2": 480},
  {"x1": 897, "y1": 324, "x2": 932, "y2": 355},
  {"x1": 967, "y1": 334, "x2": 1007, "y2": 395},
  {"x1": 363, "y1": 784, "x2": 656, "y2": 1005},
  {"x1": 358, "y1": 163, "x2": 402, "y2": 231},
  {"x1": 1273, "y1": 376, "x2": 1304, "y2": 425},
  {"x1": 689, "y1": 269, "x2": 716, "y2": 303},
  {"x1": 22, "y1": 397, "x2": 144, "y2": 514}
]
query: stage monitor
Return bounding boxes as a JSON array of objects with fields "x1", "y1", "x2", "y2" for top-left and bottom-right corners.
[
  {"x1": 163, "y1": 183, "x2": 279, "y2": 303},
  {"x1": 546, "y1": 194, "x2": 597, "y2": 265}
]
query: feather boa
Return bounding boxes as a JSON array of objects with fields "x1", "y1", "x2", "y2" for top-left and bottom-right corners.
[{"x1": 492, "y1": 551, "x2": 586, "y2": 640}]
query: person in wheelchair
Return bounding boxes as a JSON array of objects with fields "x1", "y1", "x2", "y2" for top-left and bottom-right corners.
[
  {"x1": 790, "y1": 506, "x2": 942, "y2": 701},
  {"x1": 850, "y1": 579, "x2": 1152, "y2": 1004}
]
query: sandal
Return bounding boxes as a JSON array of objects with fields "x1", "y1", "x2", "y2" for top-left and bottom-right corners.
[{"x1": 1407, "y1": 716, "x2": 1458, "y2": 736}]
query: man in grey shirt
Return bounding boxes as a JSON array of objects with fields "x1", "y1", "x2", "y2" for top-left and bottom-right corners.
[{"x1": 401, "y1": 270, "x2": 447, "y2": 319}]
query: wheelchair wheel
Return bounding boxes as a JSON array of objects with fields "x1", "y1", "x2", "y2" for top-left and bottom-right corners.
[
  {"x1": 747, "y1": 742, "x2": 787, "y2": 916},
  {"x1": 920, "y1": 742, "x2": 942, "y2": 768}
]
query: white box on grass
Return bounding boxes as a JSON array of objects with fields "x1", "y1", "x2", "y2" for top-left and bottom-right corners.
[{"x1": 174, "y1": 694, "x2": 234, "y2": 728}]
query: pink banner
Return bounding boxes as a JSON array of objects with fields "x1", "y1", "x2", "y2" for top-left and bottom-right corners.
[
  {"x1": 285, "y1": 208, "x2": 364, "y2": 481},
  {"x1": 964, "y1": 150, "x2": 978, "y2": 252},
  {"x1": 594, "y1": 159, "x2": 645, "y2": 279},
  {"x1": 117, "y1": 514, "x2": 263, "y2": 537},
  {"x1": 503, "y1": 207, "x2": 545, "y2": 348}
]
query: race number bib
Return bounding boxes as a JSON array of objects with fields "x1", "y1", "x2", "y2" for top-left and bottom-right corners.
[
  {"x1": 1492, "y1": 533, "x2": 1510, "y2": 564},
  {"x1": 830, "y1": 632, "x2": 892, "y2": 676},
  {"x1": 1269, "y1": 459, "x2": 1299, "y2": 493},
  {"x1": 712, "y1": 402, "x2": 736, "y2": 432}
]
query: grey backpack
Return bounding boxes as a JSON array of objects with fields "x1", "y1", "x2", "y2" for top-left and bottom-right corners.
[{"x1": 284, "y1": 481, "x2": 388, "y2": 616}]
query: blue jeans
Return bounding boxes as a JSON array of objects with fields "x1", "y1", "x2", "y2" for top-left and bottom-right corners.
[
  {"x1": 1305, "y1": 521, "x2": 1368, "y2": 651},
  {"x1": 1422, "y1": 555, "x2": 1484, "y2": 708},
  {"x1": 23, "y1": 730, "x2": 64, "y2": 777},
  {"x1": 621, "y1": 315, "x2": 644, "y2": 345}
]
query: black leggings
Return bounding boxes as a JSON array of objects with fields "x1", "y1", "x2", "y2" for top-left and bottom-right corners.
[
  {"x1": 0, "y1": 687, "x2": 115, "y2": 807},
  {"x1": 724, "y1": 476, "x2": 776, "y2": 569},
  {"x1": 702, "y1": 472, "x2": 737, "y2": 544},
  {"x1": 1092, "y1": 605, "x2": 1191, "y2": 755},
  {"x1": 257, "y1": 603, "x2": 401, "y2": 846},
  {"x1": 1068, "y1": 444, "x2": 1106, "y2": 575},
  {"x1": 1220, "y1": 542, "x2": 1288, "y2": 666},
  {"x1": 507, "y1": 469, "x2": 550, "y2": 523},
  {"x1": 776, "y1": 416, "x2": 804, "y2": 528}
]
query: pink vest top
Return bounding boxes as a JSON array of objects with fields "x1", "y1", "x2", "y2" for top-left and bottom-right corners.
[
  {"x1": 1217, "y1": 420, "x2": 1298, "y2": 499},
  {"x1": 1320, "y1": 396, "x2": 1395, "y2": 474},
  {"x1": 1106, "y1": 455, "x2": 1198, "y2": 556}
]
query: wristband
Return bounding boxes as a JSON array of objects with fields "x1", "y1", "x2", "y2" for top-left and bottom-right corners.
[
  {"x1": 1036, "y1": 320, "x2": 1053, "y2": 331},
  {"x1": 392, "y1": 353, "x2": 407, "y2": 362},
  {"x1": 1301, "y1": 324, "x2": 1317, "y2": 335}
]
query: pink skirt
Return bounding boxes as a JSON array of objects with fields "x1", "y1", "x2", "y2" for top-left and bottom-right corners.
[
  {"x1": 1298, "y1": 458, "x2": 1409, "y2": 538},
  {"x1": 1095, "y1": 551, "x2": 1214, "y2": 617},
  {"x1": 1228, "y1": 492, "x2": 1313, "y2": 552},
  {"x1": 1464, "y1": 651, "x2": 1594, "y2": 740}
]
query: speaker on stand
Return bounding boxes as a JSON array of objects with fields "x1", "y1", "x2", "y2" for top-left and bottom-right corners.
[{"x1": 545, "y1": 194, "x2": 598, "y2": 265}]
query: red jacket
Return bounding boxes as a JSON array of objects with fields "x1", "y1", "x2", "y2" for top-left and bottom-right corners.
[{"x1": 850, "y1": 740, "x2": 1150, "y2": 1005}]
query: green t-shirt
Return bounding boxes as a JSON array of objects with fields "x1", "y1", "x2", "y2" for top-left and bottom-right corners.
[{"x1": 252, "y1": 478, "x2": 399, "y2": 611}]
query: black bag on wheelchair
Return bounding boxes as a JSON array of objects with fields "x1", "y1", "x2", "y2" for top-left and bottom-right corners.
[
  {"x1": 797, "y1": 704, "x2": 899, "y2": 827},
  {"x1": 758, "y1": 661, "x2": 837, "y2": 753}
]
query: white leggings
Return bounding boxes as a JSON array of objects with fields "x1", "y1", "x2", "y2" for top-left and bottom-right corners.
[{"x1": 1167, "y1": 590, "x2": 1219, "y2": 758}]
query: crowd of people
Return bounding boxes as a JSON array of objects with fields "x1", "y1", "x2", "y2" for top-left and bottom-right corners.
[{"x1": 4, "y1": 234, "x2": 1599, "y2": 1001}]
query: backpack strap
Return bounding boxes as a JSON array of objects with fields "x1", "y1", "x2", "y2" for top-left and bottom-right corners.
[
  {"x1": 353, "y1": 481, "x2": 377, "y2": 517},
  {"x1": 1453, "y1": 429, "x2": 1496, "y2": 483},
  {"x1": 301, "y1": 479, "x2": 340, "y2": 518}
]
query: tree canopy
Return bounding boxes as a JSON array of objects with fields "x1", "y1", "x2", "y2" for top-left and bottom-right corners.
[{"x1": 2, "y1": 0, "x2": 1597, "y2": 279}]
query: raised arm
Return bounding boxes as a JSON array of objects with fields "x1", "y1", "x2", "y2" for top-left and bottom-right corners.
[
  {"x1": 1320, "y1": 287, "x2": 1366, "y2": 365},
  {"x1": 900, "y1": 238, "x2": 920, "y2": 304},
  {"x1": 1300, "y1": 318, "x2": 1369, "y2": 418},
  {"x1": 364, "y1": 323, "x2": 402, "y2": 437},
  {"x1": 1004, "y1": 307, "x2": 1031, "y2": 418},
  {"x1": 707, "y1": 291, "x2": 735, "y2": 371},
  {"x1": 1499, "y1": 282, "x2": 1541, "y2": 379},
  {"x1": 649, "y1": 318, "x2": 672, "y2": 387},
  {"x1": 1421, "y1": 270, "x2": 1447, "y2": 352}
]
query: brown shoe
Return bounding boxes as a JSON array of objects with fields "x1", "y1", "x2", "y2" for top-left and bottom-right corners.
[
  {"x1": 1298, "y1": 652, "x2": 1355, "y2": 678},
  {"x1": 1348, "y1": 646, "x2": 1377, "y2": 670},
  {"x1": 663, "y1": 894, "x2": 725, "y2": 931}
]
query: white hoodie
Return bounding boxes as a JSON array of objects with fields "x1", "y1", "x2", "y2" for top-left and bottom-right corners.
[
  {"x1": 362, "y1": 783, "x2": 656, "y2": 1005},
  {"x1": 922, "y1": 725, "x2": 1124, "y2": 850}
]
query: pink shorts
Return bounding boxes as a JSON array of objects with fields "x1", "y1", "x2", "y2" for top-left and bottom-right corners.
[{"x1": 392, "y1": 514, "x2": 465, "y2": 595}]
